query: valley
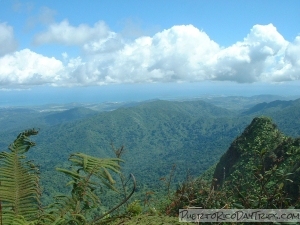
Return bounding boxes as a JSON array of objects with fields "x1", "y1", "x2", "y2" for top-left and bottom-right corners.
[{"x1": 1, "y1": 94, "x2": 300, "y2": 205}]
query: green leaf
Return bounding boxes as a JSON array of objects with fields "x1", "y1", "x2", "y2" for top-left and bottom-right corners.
[{"x1": 0, "y1": 129, "x2": 41, "y2": 224}]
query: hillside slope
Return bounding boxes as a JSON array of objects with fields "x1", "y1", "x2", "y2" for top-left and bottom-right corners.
[
  {"x1": 27, "y1": 100, "x2": 247, "y2": 201},
  {"x1": 1, "y1": 98, "x2": 300, "y2": 206},
  {"x1": 213, "y1": 117, "x2": 300, "y2": 206}
]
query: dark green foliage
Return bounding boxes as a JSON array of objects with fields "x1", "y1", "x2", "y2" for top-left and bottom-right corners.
[
  {"x1": 213, "y1": 116, "x2": 284, "y2": 187},
  {"x1": 213, "y1": 117, "x2": 300, "y2": 208},
  {"x1": 1, "y1": 98, "x2": 300, "y2": 224},
  {"x1": 242, "y1": 98, "x2": 300, "y2": 137},
  {"x1": 126, "y1": 200, "x2": 142, "y2": 216},
  {"x1": 105, "y1": 214, "x2": 182, "y2": 225},
  {"x1": 43, "y1": 153, "x2": 124, "y2": 224},
  {"x1": 44, "y1": 107, "x2": 97, "y2": 125},
  {"x1": 241, "y1": 100, "x2": 293, "y2": 115},
  {"x1": 2, "y1": 96, "x2": 300, "y2": 225},
  {"x1": 1, "y1": 98, "x2": 300, "y2": 208},
  {"x1": 29, "y1": 99, "x2": 247, "y2": 203},
  {"x1": 165, "y1": 117, "x2": 300, "y2": 217},
  {"x1": 0, "y1": 130, "x2": 137, "y2": 225}
]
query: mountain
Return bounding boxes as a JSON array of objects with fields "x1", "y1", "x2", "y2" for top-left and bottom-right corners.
[
  {"x1": 165, "y1": 117, "x2": 300, "y2": 214},
  {"x1": 198, "y1": 94, "x2": 298, "y2": 111},
  {"x1": 213, "y1": 117, "x2": 283, "y2": 186},
  {"x1": 241, "y1": 98, "x2": 300, "y2": 137},
  {"x1": 0, "y1": 107, "x2": 41, "y2": 132},
  {"x1": 0, "y1": 107, "x2": 98, "y2": 149},
  {"x1": 43, "y1": 107, "x2": 97, "y2": 125},
  {"x1": 23, "y1": 99, "x2": 248, "y2": 202},
  {"x1": 241, "y1": 99, "x2": 296, "y2": 115},
  {"x1": 213, "y1": 117, "x2": 300, "y2": 206},
  {"x1": 1, "y1": 97, "x2": 300, "y2": 205}
]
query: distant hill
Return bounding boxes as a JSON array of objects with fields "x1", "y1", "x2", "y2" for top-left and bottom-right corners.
[
  {"x1": 26, "y1": 99, "x2": 248, "y2": 202},
  {"x1": 241, "y1": 99, "x2": 297, "y2": 115},
  {"x1": 241, "y1": 98, "x2": 300, "y2": 137},
  {"x1": 1, "y1": 97, "x2": 300, "y2": 205},
  {"x1": 0, "y1": 108, "x2": 43, "y2": 133},
  {"x1": 199, "y1": 94, "x2": 298, "y2": 111},
  {"x1": 44, "y1": 107, "x2": 97, "y2": 125}
]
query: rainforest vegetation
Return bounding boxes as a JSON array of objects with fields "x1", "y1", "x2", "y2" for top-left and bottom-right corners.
[{"x1": 1, "y1": 96, "x2": 300, "y2": 224}]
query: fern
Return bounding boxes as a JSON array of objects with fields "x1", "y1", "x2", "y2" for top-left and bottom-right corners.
[
  {"x1": 44, "y1": 153, "x2": 124, "y2": 224},
  {"x1": 68, "y1": 153, "x2": 123, "y2": 190},
  {"x1": 0, "y1": 130, "x2": 136, "y2": 225},
  {"x1": 0, "y1": 129, "x2": 41, "y2": 224}
]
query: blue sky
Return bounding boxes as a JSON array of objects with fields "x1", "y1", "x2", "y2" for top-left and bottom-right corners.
[{"x1": 0, "y1": 0, "x2": 300, "y2": 105}]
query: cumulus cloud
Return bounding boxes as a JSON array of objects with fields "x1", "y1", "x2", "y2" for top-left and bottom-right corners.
[
  {"x1": 285, "y1": 36, "x2": 300, "y2": 67},
  {"x1": 1, "y1": 22, "x2": 300, "y2": 87},
  {"x1": 0, "y1": 49, "x2": 63, "y2": 87},
  {"x1": 268, "y1": 36, "x2": 300, "y2": 81},
  {"x1": 0, "y1": 23, "x2": 18, "y2": 56},
  {"x1": 208, "y1": 24, "x2": 288, "y2": 82},
  {"x1": 60, "y1": 23, "x2": 295, "y2": 85},
  {"x1": 56, "y1": 25, "x2": 220, "y2": 85}
]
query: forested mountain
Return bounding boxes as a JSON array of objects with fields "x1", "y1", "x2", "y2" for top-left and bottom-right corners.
[
  {"x1": 0, "y1": 96, "x2": 300, "y2": 206},
  {"x1": 196, "y1": 94, "x2": 299, "y2": 111},
  {"x1": 166, "y1": 117, "x2": 300, "y2": 218},
  {"x1": 242, "y1": 100, "x2": 293, "y2": 115},
  {"x1": 213, "y1": 116, "x2": 300, "y2": 207},
  {"x1": 213, "y1": 116, "x2": 300, "y2": 194},
  {"x1": 43, "y1": 107, "x2": 98, "y2": 125},
  {"x1": 2, "y1": 97, "x2": 300, "y2": 224},
  {"x1": 28, "y1": 100, "x2": 248, "y2": 201},
  {"x1": 241, "y1": 98, "x2": 300, "y2": 137}
]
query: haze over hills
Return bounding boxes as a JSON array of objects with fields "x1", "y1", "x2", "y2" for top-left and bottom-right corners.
[
  {"x1": 198, "y1": 94, "x2": 300, "y2": 111},
  {"x1": 0, "y1": 95, "x2": 300, "y2": 204}
]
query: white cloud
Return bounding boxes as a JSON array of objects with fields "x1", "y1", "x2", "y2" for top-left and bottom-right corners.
[
  {"x1": 33, "y1": 19, "x2": 124, "y2": 55},
  {"x1": 33, "y1": 20, "x2": 112, "y2": 46},
  {"x1": 62, "y1": 23, "x2": 295, "y2": 85},
  {"x1": 0, "y1": 49, "x2": 63, "y2": 87},
  {"x1": 285, "y1": 36, "x2": 300, "y2": 67},
  {"x1": 0, "y1": 23, "x2": 18, "y2": 56},
  {"x1": 82, "y1": 34, "x2": 124, "y2": 55},
  {"x1": 62, "y1": 52, "x2": 68, "y2": 59},
  {"x1": 63, "y1": 25, "x2": 220, "y2": 85},
  {"x1": 208, "y1": 24, "x2": 289, "y2": 83},
  {"x1": 1, "y1": 22, "x2": 300, "y2": 87},
  {"x1": 268, "y1": 36, "x2": 300, "y2": 81}
]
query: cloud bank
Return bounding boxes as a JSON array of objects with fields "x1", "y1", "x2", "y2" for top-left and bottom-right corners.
[{"x1": 0, "y1": 21, "x2": 300, "y2": 87}]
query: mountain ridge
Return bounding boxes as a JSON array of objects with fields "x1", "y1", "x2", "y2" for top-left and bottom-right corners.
[
  {"x1": 0, "y1": 96, "x2": 300, "y2": 206},
  {"x1": 212, "y1": 116, "x2": 300, "y2": 206}
]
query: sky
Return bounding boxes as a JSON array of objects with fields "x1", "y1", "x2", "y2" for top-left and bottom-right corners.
[{"x1": 0, "y1": 0, "x2": 300, "y2": 105}]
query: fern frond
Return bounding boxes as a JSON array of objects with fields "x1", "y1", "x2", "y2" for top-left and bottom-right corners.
[
  {"x1": 55, "y1": 168, "x2": 82, "y2": 181},
  {"x1": 46, "y1": 152, "x2": 123, "y2": 224},
  {"x1": 0, "y1": 129, "x2": 40, "y2": 224},
  {"x1": 68, "y1": 153, "x2": 123, "y2": 186}
]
